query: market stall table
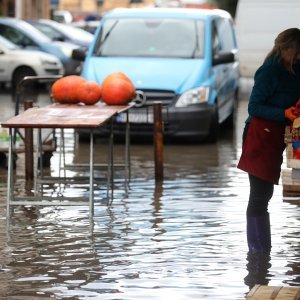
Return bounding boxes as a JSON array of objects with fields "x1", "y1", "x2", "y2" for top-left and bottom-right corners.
[{"x1": 1, "y1": 102, "x2": 132, "y2": 219}]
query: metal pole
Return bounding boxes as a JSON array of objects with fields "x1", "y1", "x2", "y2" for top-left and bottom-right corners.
[
  {"x1": 89, "y1": 129, "x2": 94, "y2": 219},
  {"x1": 24, "y1": 100, "x2": 34, "y2": 184},
  {"x1": 7, "y1": 128, "x2": 14, "y2": 218},
  {"x1": 125, "y1": 110, "x2": 131, "y2": 183},
  {"x1": 37, "y1": 128, "x2": 43, "y2": 195},
  {"x1": 107, "y1": 119, "x2": 114, "y2": 200},
  {"x1": 153, "y1": 102, "x2": 164, "y2": 182}
]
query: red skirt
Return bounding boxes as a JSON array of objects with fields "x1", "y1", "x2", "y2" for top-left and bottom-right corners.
[{"x1": 237, "y1": 117, "x2": 286, "y2": 184}]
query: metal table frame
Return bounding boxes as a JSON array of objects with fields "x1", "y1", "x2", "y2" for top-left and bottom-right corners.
[{"x1": 4, "y1": 104, "x2": 131, "y2": 219}]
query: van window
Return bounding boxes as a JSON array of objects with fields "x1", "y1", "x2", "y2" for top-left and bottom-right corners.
[
  {"x1": 217, "y1": 18, "x2": 235, "y2": 51},
  {"x1": 93, "y1": 18, "x2": 205, "y2": 58},
  {"x1": 212, "y1": 18, "x2": 235, "y2": 54},
  {"x1": 212, "y1": 22, "x2": 221, "y2": 55}
]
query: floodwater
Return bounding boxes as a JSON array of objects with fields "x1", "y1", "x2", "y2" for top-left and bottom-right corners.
[{"x1": 0, "y1": 83, "x2": 299, "y2": 299}]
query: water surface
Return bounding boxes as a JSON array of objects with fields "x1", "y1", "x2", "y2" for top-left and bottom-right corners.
[{"x1": 0, "y1": 90, "x2": 299, "y2": 299}]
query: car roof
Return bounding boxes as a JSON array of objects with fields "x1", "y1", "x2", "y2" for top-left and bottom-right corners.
[
  {"x1": 104, "y1": 7, "x2": 232, "y2": 20},
  {"x1": 0, "y1": 17, "x2": 51, "y2": 42},
  {"x1": 30, "y1": 19, "x2": 94, "y2": 39}
]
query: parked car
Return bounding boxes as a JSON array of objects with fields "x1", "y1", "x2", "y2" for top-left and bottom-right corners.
[
  {"x1": 0, "y1": 17, "x2": 82, "y2": 75},
  {"x1": 52, "y1": 10, "x2": 73, "y2": 24},
  {"x1": 71, "y1": 20, "x2": 100, "y2": 34},
  {"x1": 27, "y1": 19, "x2": 94, "y2": 52},
  {"x1": 74, "y1": 8, "x2": 240, "y2": 142},
  {"x1": 0, "y1": 35, "x2": 63, "y2": 88}
]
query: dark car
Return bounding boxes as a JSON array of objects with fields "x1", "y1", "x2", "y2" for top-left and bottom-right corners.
[
  {"x1": 27, "y1": 19, "x2": 94, "y2": 52},
  {"x1": 0, "y1": 17, "x2": 82, "y2": 75}
]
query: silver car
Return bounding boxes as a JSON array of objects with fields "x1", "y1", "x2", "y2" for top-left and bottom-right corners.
[
  {"x1": 0, "y1": 17, "x2": 81, "y2": 75},
  {"x1": 0, "y1": 35, "x2": 63, "y2": 88}
]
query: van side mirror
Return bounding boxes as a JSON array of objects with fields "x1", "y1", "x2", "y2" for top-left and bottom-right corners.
[
  {"x1": 213, "y1": 51, "x2": 235, "y2": 66},
  {"x1": 72, "y1": 48, "x2": 86, "y2": 61}
]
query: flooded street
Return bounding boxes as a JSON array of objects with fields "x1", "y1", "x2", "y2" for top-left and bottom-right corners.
[{"x1": 0, "y1": 85, "x2": 299, "y2": 299}]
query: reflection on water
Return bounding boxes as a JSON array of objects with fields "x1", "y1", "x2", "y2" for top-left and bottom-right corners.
[
  {"x1": 0, "y1": 90, "x2": 299, "y2": 299},
  {"x1": 244, "y1": 253, "x2": 272, "y2": 289}
]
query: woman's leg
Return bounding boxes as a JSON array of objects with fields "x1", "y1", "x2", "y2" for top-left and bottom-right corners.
[
  {"x1": 247, "y1": 174, "x2": 274, "y2": 217},
  {"x1": 246, "y1": 174, "x2": 273, "y2": 254}
]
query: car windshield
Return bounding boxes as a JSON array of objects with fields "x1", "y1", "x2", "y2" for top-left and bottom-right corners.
[
  {"x1": 19, "y1": 20, "x2": 52, "y2": 42},
  {"x1": 33, "y1": 21, "x2": 94, "y2": 42},
  {"x1": 93, "y1": 18, "x2": 205, "y2": 58},
  {"x1": 0, "y1": 35, "x2": 19, "y2": 49},
  {"x1": 53, "y1": 22, "x2": 94, "y2": 41}
]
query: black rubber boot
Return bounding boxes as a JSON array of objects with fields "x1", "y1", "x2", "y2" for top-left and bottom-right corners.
[{"x1": 247, "y1": 214, "x2": 271, "y2": 254}]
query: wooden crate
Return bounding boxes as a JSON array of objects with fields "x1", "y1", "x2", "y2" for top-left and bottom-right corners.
[
  {"x1": 246, "y1": 284, "x2": 300, "y2": 299},
  {"x1": 282, "y1": 169, "x2": 300, "y2": 192},
  {"x1": 283, "y1": 139, "x2": 300, "y2": 198},
  {"x1": 286, "y1": 143, "x2": 300, "y2": 168},
  {"x1": 283, "y1": 126, "x2": 300, "y2": 200}
]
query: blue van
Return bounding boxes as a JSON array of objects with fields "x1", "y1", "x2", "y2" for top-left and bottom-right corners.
[{"x1": 78, "y1": 8, "x2": 240, "y2": 142}]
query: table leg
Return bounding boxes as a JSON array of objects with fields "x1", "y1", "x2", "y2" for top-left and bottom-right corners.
[
  {"x1": 89, "y1": 129, "x2": 94, "y2": 218},
  {"x1": 6, "y1": 128, "x2": 14, "y2": 218},
  {"x1": 125, "y1": 110, "x2": 131, "y2": 184},
  {"x1": 38, "y1": 128, "x2": 43, "y2": 194},
  {"x1": 61, "y1": 129, "x2": 66, "y2": 177},
  {"x1": 59, "y1": 129, "x2": 66, "y2": 178},
  {"x1": 107, "y1": 119, "x2": 114, "y2": 199},
  {"x1": 56, "y1": 129, "x2": 66, "y2": 196},
  {"x1": 34, "y1": 128, "x2": 42, "y2": 196}
]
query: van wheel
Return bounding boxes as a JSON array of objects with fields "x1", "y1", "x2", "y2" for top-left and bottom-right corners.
[{"x1": 206, "y1": 110, "x2": 219, "y2": 143}]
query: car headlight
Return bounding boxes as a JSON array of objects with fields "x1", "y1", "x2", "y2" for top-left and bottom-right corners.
[
  {"x1": 40, "y1": 58, "x2": 59, "y2": 66},
  {"x1": 175, "y1": 86, "x2": 210, "y2": 108}
]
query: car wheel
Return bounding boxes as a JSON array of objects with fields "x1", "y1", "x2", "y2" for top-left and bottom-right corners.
[
  {"x1": 12, "y1": 67, "x2": 36, "y2": 91},
  {"x1": 206, "y1": 109, "x2": 219, "y2": 143}
]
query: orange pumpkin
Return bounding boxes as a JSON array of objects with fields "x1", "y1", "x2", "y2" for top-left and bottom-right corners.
[
  {"x1": 101, "y1": 72, "x2": 136, "y2": 105},
  {"x1": 108, "y1": 72, "x2": 132, "y2": 83},
  {"x1": 78, "y1": 81, "x2": 102, "y2": 105},
  {"x1": 51, "y1": 75, "x2": 85, "y2": 104}
]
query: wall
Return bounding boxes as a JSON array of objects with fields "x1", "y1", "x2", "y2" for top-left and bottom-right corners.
[
  {"x1": 0, "y1": 0, "x2": 50, "y2": 18},
  {"x1": 0, "y1": 0, "x2": 15, "y2": 16},
  {"x1": 56, "y1": 0, "x2": 154, "y2": 18},
  {"x1": 22, "y1": 0, "x2": 51, "y2": 19}
]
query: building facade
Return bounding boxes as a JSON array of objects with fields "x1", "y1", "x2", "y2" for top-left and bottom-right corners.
[
  {"x1": 55, "y1": 0, "x2": 154, "y2": 18},
  {"x1": 0, "y1": 0, "x2": 50, "y2": 18},
  {"x1": 0, "y1": 0, "x2": 154, "y2": 20}
]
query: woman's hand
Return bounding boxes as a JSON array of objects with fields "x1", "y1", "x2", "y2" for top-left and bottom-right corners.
[{"x1": 285, "y1": 106, "x2": 298, "y2": 121}]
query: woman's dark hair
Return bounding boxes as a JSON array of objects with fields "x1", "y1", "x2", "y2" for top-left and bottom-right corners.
[{"x1": 265, "y1": 28, "x2": 300, "y2": 73}]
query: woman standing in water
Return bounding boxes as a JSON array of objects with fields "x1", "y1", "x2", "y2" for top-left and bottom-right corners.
[{"x1": 238, "y1": 28, "x2": 300, "y2": 254}]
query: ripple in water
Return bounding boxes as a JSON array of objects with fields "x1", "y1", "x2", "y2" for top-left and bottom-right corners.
[{"x1": 0, "y1": 101, "x2": 299, "y2": 299}]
